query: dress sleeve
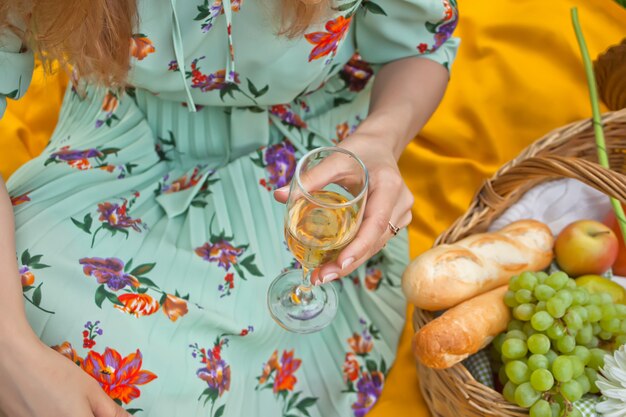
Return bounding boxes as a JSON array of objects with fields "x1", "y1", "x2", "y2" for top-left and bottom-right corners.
[
  {"x1": 0, "y1": 29, "x2": 34, "y2": 119},
  {"x1": 354, "y1": 0, "x2": 460, "y2": 71}
]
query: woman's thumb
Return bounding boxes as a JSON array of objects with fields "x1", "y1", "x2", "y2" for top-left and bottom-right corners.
[{"x1": 89, "y1": 386, "x2": 131, "y2": 417}]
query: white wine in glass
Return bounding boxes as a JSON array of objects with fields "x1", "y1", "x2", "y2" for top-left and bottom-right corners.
[{"x1": 268, "y1": 147, "x2": 368, "y2": 333}]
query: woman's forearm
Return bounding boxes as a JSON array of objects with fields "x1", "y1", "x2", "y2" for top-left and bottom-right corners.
[
  {"x1": 356, "y1": 57, "x2": 450, "y2": 159},
  {"x1": 0, "y1": 178, "x2": 32, "y2": 336}
]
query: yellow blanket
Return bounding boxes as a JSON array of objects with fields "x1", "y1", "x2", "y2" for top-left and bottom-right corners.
[{"x1": 2, "y1": 1, "x2": 625, "y2": 415}]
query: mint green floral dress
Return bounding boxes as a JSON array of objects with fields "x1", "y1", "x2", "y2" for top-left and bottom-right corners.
[{"x1": 1, "y1": 0, "x2": 458, "y2": 415}]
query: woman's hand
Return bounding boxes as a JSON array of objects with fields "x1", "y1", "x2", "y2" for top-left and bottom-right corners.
[
  {"x1": 0, "y1": 326, "x2": 129, "y2": 417},
  {"x1": 274, "y1": 131, "x2": 414, "y2": 285},
  {"x1": 275, "y1": 57, "x2": 449, "y2": 283}
]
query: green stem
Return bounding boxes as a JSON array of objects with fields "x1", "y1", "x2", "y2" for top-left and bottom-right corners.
[
  {"x1": 90, "y1": 225, "x2": 104, "y2": 248},
  {"x1": 237, "y1": 87, "x2": 258, "y2": 106},
  {"x1": 281, "y1": 395, "x2": 289, "y2": 417},
  {"x1": 571, "y1": 7, "x2": 626, "y2": 254},
  {"x1": 22, "y1": 294, "x2": 55, "y2": 314}
]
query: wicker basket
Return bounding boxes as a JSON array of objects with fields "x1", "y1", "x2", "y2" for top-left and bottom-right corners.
[{"x1": 412, "y1": 108, "x2": 626, "y2": 417}]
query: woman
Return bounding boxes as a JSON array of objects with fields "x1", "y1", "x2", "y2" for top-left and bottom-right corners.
[{"x1": 0, "y1": 0, "x2": 458, "y2": 416}]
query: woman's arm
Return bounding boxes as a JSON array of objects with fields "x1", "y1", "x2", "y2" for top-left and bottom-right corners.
[
  {"x1": 359, "y1": 57, "x2": 449, "y2": 160},
  {"x1": 314, "y1": 57, "x2": 448, "y2": 282},
  {"x1": 0, "y1": 178, "x2": 36, "y2": 337},
  {"x1": 0, "y1": 178, "x2": 130, "y2": 417}
]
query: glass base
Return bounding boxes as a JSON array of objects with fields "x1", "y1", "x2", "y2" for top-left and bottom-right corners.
[{"x1": 267, "y1": 269, "x2": 338, "y2": 334}]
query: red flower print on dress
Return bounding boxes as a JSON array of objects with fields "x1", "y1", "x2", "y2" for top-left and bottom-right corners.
[
  {"x1": 348, "y1": 329, "x2": 374, "y2": 355},
  {"x1": 335, "y1": 122, "x2": 350, "y2": 143},
  {"x1": 345, "y1": 252, "x2": 389, "y2": 291},
  {"x1": 197, "y1": 350, "x2": 231, "y2": 397},
  {"x1": 159, "y1": 165, "x2": 208, "y2": 194},
  {"x1": 217, "y1": 273, "x2": 235, "y2": 297},
  {"x1": 195, "y1": 240, "x2": 244, "y2": 271},
  {"x1": 48, "y1": 146, "x2": 104, "y2": 169},
  {"x1": 420, "y1": 0, "x2": 458, "y2": 54},
  {"x1": 82, "y1": 348, "x2": 157, "y2": 404},
  {"x1": 18, "y1": 250, "x2": 53, "y2": 314},
  {"x1": 258, "y1": 350, "x2": 280, "y2": 385},
  {"x1": 264, "y1": 141, "x2": 297, "y2": 188},
  {"x1": 79, "y1": 257, "x2": 141, "y2": 291},
  {"x1": 365, "y1": 268, "x2": 383, "y2": 291},
  {"x1": 352, "y1": 371, "x2": 385, "y2": 417},
  {"x1": 194, "y1": 0, "x2": 242, "y2": 33},
  {"x1": 154, "y1": 164, "x2": 219, "y2": 208},
  {"x1": 190, "y1": 327, "x2": 253, "y2": 415},
  {"x1": 97, "y1": 201, "x2": 144, "y2": 233},
  {"x1": 169, "y1": 56, "x2": 268, "y2": 104},
  {"x1": 20, "y1": 267, "x2": 34, "y2": 287},
  {"x1": 79, "y1": 257, "x2": 194, "y2": 321},
  {"x1": 130, "y1": 34, "x2": 155, "y2": 60},
  {"x1": 71, "y1": 193, "x2": 146, "y2": 248},
  {"x1": 101, "y1": 91, "x2": 119, "y2": 113},
  {"x1": 256, "y1": 349, "x2": 318, "y2": 416},
  {"x1": 304, "y1": 16, "x2": 352, "y2": 62},
  {"x1": 185, "y1": 57, "x2": 240, "y2": 92},
  {"x1": 251, "y1": 141, "x2": 297, "y2": 192},
  {"x1": 82, "y1": 320, "x2": 103, "y2": 349},
  {"x1": 51, "y1": 324, "x2": 157, "y2": 414},
  {"x1": 161, "y1": 294, "x2": 189, "y2": 322},
  {"x1": 45, "y1": 144, "x2": 129, "y2": 177},
  {"x1": 339, "y1": 54, "x2": 374, "y2": 92},
  {"x1": 10, "y1": 192, "x2": 30, "y2": 206},
  {"x1": 343, "y1": 352, "x2": 360, "y2": 383},
  {"x1": 195, "y1": 219, "x2": 262, "y2": 296},
  {"x1": 340, "y1": 319, "x2": 387, "y2": 417},
  {"x1": 274, "y1": 350, "x2": 302, "y2": 393},
  {"x1": 269, "y1": 105, "x2": 307, "y2": 129},
  {"x1": 115, "y1": 293, "x2": 160, "y2": 317},
  {"x1": 96, "y1": 91, "x2": 121, "y2": 128}
]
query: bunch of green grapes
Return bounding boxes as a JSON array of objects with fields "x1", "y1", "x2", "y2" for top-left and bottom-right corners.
[{"x1": 494, "y1": 271, "x2": 626, "y2": 417}]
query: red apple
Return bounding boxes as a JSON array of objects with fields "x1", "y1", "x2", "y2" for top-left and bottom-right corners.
[
  {"x1": 604, "y1": 208, "x2": 626, "y2": 276},
  {"x1": 555, "y1": 220, "x2": 618, "y2": 277}
]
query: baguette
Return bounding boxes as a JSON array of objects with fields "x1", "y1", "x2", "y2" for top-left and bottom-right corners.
[
  {"x1": 413, "y1": 285, "x2": 510, "y2": 369},
  {"x1": 402, "y1": 219, "x2": 554, "y2": 311}
]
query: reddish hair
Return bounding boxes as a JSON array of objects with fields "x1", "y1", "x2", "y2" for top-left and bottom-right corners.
[{"x1": 1, "y1": 0, "x2": 329, "y2": 86}]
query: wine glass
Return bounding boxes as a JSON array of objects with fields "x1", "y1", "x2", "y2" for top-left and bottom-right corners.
[{"x1": 268, "y1": 146, "x2": 368, "y2": 333}]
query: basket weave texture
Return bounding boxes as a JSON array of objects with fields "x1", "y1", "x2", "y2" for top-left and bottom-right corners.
[{"x1": 412, "y1": 109, "x2": 626, "y2": 417}]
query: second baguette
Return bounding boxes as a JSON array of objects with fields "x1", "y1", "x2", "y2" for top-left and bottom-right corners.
[{"x1": 413, "y1": 285, "x2": 510, "y2": 369}]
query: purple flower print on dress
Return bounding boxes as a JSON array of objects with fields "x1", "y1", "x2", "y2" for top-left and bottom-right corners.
[
  {"x1": 433, "y1": 18, "x2": 457, "y2": 49},
  {"x1": 269, "y1": 105, "x2": 307, "y2": 128},
  {"x1": 194, "y1": 241, "x2": 244, "y2": 271},
  {"x1": 79, "y1": 257, "x2": 140, "y2": 291},
  {"x1": 264, "y1": 142, "x2": 297, "y2": 189},
  {"x1": 196, "y1": 349, "x2": 231, "y2": 397},
  {"x1": 188, "y1": 57, "x2": 241, "y2": 92},
  {"x1": 97, "y1": 201, "x2": 143, "y2": 233},
  {"x1": 351, "y1": 371, "x2": 384, "y2": 417},
  {"x1": 339, "y1": 54, "x2": 374, "y2": 93},
  {"x1": 422, "y1": 0, "x2": 458, "y2": 53},
  {"x1": 50, "y1": 147, "x2": 104, "y2": 162},
  {"x1": 82, "y1": 348, "x2": 157, "y2": 404}
]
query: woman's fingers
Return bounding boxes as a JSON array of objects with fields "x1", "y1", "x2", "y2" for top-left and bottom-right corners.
[
  {"x1": 313, "y1": 176, "x2": 411, "y2": 284},
  {"x1": 274, "y1": 150, "x2": 365, "y2": 204},
  {"x1": 89, "y1": 384, "x2": 130, "y2": 417}
]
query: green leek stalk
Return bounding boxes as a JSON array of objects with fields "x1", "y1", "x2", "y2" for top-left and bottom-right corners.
[{"x1": 571, "y1": 7, "x2": 626, "y2": 250}]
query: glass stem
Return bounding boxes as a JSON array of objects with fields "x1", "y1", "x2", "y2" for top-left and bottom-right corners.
[{"x1": 294, "y1": 266, "x2": 314, "y2": 305}]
